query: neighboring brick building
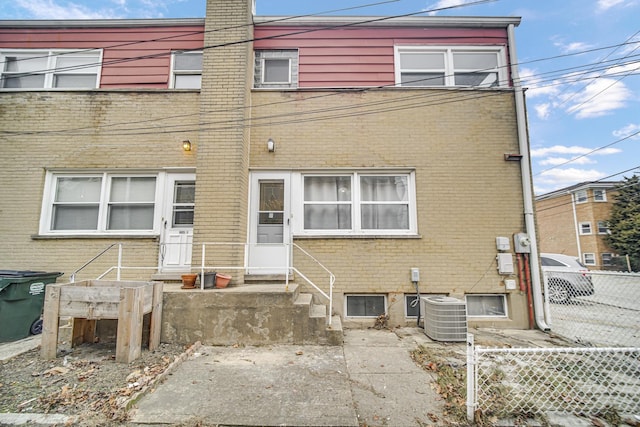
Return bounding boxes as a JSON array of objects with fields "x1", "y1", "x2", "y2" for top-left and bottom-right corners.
[
  {"x1": 0, "y1": 0, "x2": 546, "y2": 331},
  {"x1": 535, "y1": 182, "x2": 619, "y2": 269}
]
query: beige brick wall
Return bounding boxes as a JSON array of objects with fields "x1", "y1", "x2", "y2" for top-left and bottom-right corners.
[
  {"x1": 194, "y1": 0, "x2": 253, "y2": 279},
  {"x1": 0, "y1": 91, "x2": 199, "y2": 279},
  {"x1": 250, "y1": 89, "x2": 530, "y2": 328},
  {"x1": 535, "y1": 189, "x2": 616, "y2": 268}
]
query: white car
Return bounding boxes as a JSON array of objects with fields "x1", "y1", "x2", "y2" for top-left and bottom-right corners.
[{"x1": 540, "y1": 253, "x2": 595, "y2": 304}]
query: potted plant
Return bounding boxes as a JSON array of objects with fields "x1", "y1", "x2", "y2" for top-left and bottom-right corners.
[{"x1": 181, "y1": 273, "x2": 198, "y2": 289}]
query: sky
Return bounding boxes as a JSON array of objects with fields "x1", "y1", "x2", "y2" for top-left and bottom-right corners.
[{"x1": 2, "y1": 0, "x2": 639, "y2": 195}]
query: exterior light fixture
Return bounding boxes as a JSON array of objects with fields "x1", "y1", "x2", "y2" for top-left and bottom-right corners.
[
  {"x1": 182, "y1": 140, "x2": 192, "y2": 151},
  {"x1": 267, "y1": 138, "x2": 275, "y2": 153},
  {"x1": 504, "y1": 153, "x2": 523, "y2": 161}
]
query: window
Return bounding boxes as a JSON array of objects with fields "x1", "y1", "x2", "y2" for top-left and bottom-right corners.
[
  {"x1": 1, "y1": 49, "x2": 101, "y2": 89},
  {"x1": 172, "y1": 181, "x2": 195, "y2": 227},
  {"x1": 395, "y1": 46, "x2": 506, "y2": 88},
  {"x1": 254, "y1": 50, "x2": 298, "y2": 88},
  {"x1": 405, "y1": 294, "x2": 419, "y2": 317},
  {"x1": 593, "y1": 189, "x2": 607, "y2": 202},
  {"x1": 540, "y1": 256, "x2": 567, "y2": 267},
  {"x1": 41, "y1": 172, "x2": 159, "y2": 235},
  {"x1": 466, "y1": 295, "x2": 507, "y2": 317},
  {"x1": 601, "y1": 253, "x2": 613, "y2": 266},
  {"x1": 171, "y1": 51, "x2": 202, "y2": 89},
  {"x1": 298, "y1": 172, "x2": 416, "y2": 235},
  {"x1": 583, "y1": 253, "x2": 596, "y2": 265},
  {"x1": 575, "y1": 190, "x2": 588, "y2": 203},
  {"x1": 597, "y1": 221, "x2": 610, "y2": 234},
  {"x1": 579, "y1": 222, "x2": 592, "y2": 235},
  {"x1": 345, "y1": 295, "x2": 386, "y2": 317}
]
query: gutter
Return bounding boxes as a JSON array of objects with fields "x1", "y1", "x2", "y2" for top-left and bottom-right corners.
[{"x1": 507, "y1": 23, "x2": 550, "y2": 331}]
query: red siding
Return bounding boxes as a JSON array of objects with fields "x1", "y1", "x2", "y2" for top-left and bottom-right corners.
[
  {"x1": 255, "y1": 26, "x2": 510, "y2": 88},
  {"x1": 0, "y1": 25, "x2": 204, "y2": 88}
]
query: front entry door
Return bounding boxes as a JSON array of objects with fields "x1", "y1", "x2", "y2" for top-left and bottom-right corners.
[
  {"x1": 160, "y1": 174, "x2": 195, "y2": 272},
  {"x1": 248, "y1": 172, "x2": 290, "y2": 274}
]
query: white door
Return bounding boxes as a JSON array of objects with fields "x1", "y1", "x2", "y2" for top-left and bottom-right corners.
[
  {"x1": 247, "y1": 172, "x2": 290, "y2": 274},
  {"x1": 160, "y1": 174, "x2": 195, "y2": 272}
]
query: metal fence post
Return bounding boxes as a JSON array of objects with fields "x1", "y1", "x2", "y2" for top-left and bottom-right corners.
[{"x1": 466, "y1": 333, "x2": 476, "y2": 423}]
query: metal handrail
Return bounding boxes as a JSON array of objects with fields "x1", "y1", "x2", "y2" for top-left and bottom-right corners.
[
  {"x1": 70, "y1": 243, "x2": 121, "y2": 283},
  {"x1": 94, "y1": 241, "x2": 335, "y2": 325}
]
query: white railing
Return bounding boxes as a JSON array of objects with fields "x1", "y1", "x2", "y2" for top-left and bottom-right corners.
[{"x1": 82, "y1": 241, "x2": 335, "y2": 325}]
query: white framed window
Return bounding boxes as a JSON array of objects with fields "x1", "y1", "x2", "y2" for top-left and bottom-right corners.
[
  {"x1": 345, "y1": 294, "x2": 386, "y2": 317},
  {"x1": 593, "y1": 188, "x2": 607, "y2": 202},
  {"x1": 254, "y1": 50, "x2": 298, "y2": 88},
  {"x1": 170, "y1": 51, "x2": 202, "y2": 89},
  {"x1": 1, "y1": 49, "x2": 101, "y2": 89},
  {"x1": 583, "y1": 253, "x2": 596, "y2": 265},
  {"x1": 579, "y1": 222, "x2": 592, "y2": 235},
  {"x1": 601, "y1": 253, "x2": 613, "y2": 266},
  {"x1": 40, "y1": 172, "x2": 161, "y2": 235},
  {"x1": 405, "y1": 294, "x2": 419, "y2": 318},
  {"x1": 394, "y1": 46, "x2": 506, "y2": 88},
  {"x1": 597, "y1": 220, "x2": 610, "y2": 235},
  {"x1": 466, "y1": 294, "x2": 507, "y2": 317},
  {"x1": 575, "y1": 190, "x2": 588, "y2": 204},
  {"x1": 293, "y1": 171, "x2": 417, "y2": 236}
]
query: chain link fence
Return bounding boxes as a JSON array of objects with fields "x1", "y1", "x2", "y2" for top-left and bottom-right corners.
[
  {"x1": 467, "y1": 338, "x2": 640, "y2": 422},
  {"x1": 545, "y1": 270, "x2": 640, "y2": 347},
  {"x1": 466, "y1": 270, "x2": 640, "y2": 422}
]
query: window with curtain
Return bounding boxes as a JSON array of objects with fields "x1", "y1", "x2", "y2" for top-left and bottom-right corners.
[
  {"x1": 301, "y1": 172, "x2": 415, "y2": 235},
  {"x1": 43, "y1": 173, "x2": 157, "y2": 234}
]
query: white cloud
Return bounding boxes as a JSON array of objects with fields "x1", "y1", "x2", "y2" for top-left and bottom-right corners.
[
  {"x1": 15, "y1": 0, "x2": 119, "y2": 19},
  {"x1": 521, "y1": 68, "x2": 560, "y2": 98},
  {"x1": 539, "y1": 157, "x2": 596, "y2": 166},
  {"x1": 425, "y1": 0, "x2": 476, "y2": 15},
  {"x1": 531, "y1": 145, "x2": 621, "y2": 157},
  {"x1": 564, "y1": 78, "x2": 632, "y2": 119},
  {"x1": 535, "y1": 168, "x2": 607, "y2": 194},
  {"x1": 597, "y1": 0, "x2": 625, "y2": 10},
  {"x1": 534, "y1": 103, "x2": 551, "y2": 120},
  {"x1": 553, "y1": 41, "x2": 594, "y2": 54},
  {"x1": 612, "y1": 123, "x2": 640, "y2": 140}
]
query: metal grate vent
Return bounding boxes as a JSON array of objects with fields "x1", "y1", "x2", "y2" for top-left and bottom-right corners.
[{"x1": 421, "y1": 296, "x2": 467, "y2": 342}]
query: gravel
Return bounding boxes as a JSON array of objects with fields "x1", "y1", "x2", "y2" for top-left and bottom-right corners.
[{"x1": 0, "y1": 341, "x2": 190, "y2": 426}]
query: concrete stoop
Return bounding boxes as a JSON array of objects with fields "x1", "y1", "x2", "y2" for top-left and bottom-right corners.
[{"x1": 160, "y1": 282, "x2": 343, "y2": 346}]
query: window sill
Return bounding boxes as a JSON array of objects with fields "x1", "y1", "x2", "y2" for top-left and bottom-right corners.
[
  {"x1": 31, "y1": 234, "x2": 159, "y2": 240},
  {"x1": 294, "y1": 234, "x2": 421, "y2": 240}
]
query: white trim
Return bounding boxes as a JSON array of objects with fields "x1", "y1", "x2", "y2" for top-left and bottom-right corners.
[
  {"x1": 0, "y1": 48, "x2": 102, "y2": 90},
  {"x1": 344, "y1": 294, "x2": 387, "y2": 318},
  {"x1": 465, "y1": 294, "x2": 508, "y2": 318},
  {"x1": 261, "y1": 57, "x2": 292, "y2": 84},
  {"x1": 579, "y1": 222, "x2": 592, "y2": 235},
  {"x1": 292, "y1": 170, "x2": 417, "y2": 236},
  {"x1": 593, "y1": 188, "x2": 607, "y2": 202},
  {"x1": 169, "y1": 50, "x2": 202, "y2": 89},
  {"x1": 574, "y1": 189, "x2": 588, "y2": 204},
  {"x1": 394, "y1": 45, "x2": 507, "y2": 88},
  {"x1": 39, "y1": 170, "x2": 165, "y2": 236},
  {"x1": 583, "y1": 253, "x2": 596, "y2": 265}
]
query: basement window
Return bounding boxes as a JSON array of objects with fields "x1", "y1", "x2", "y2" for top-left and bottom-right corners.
[
  {"x1": 345, "y1": 295, "x2": 386, "y2": 317},
  {"x1": 466, "y1": 295, "x2": 507, "y2": 317}
]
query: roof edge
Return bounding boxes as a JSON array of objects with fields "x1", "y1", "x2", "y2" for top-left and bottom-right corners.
[
  {"x1": 535, "y1": 181, "x2": 621, "y2": 201},
  {"x1": 0, "y1": 18, "x2": 205, "y2": 28},
  {"x1": 254, "y1": 15, "x2": 521, "y2": 28}
]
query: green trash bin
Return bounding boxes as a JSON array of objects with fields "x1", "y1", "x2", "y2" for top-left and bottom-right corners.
[{"x1": 0, "y1": 270, "x2": 63, "y2": 343}]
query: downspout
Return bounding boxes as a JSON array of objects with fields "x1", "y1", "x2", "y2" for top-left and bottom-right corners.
[
  {"x1": 507, "y1": 23, "x2": 550, "y2": 331},
  {"x1": 570, "y1": 192, "x2": 582, "y2": 256}
]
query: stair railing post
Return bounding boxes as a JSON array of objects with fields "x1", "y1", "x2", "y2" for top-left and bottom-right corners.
[{"x1": 116, "y1": 243, "x2": 122, "y2": 281}]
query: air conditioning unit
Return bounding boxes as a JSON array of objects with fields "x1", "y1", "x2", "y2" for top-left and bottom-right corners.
[{"x1": 421, "y1": 296, "x2": 467, "y2": 342}]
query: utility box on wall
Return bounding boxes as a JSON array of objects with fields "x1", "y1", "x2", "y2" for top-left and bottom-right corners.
[{"x1": 497, "y1": 253, "x2": 514, "y2": 275}]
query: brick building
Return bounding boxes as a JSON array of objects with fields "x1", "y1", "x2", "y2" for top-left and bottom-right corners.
[
  {"x1": 535, "y1": 182, "x2": 619, "y2": 269},
  {"x1": 0, "y1": 0, "x2": 547, "y2": 335}
]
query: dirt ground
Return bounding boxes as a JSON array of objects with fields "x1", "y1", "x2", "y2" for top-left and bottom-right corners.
[{"x1": 0, "y1": 341, "x2": 190, "y2": 426}]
